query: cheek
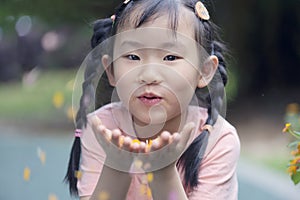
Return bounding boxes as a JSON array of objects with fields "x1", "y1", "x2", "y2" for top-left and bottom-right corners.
[
  {"x1": 164, "y1": 70, "x2": 198, "y2": 106},
  {"x1": 113, "y1": 67, "x2": 138, "y2": 106}
]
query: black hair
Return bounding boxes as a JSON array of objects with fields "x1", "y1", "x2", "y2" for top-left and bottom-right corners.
[{"x1": 65, "y1": 0, "x2": 228, "y2": 196}]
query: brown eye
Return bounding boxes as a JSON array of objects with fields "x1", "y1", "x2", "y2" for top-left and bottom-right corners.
[
  {"x1": 163, "y1": 55, "x2": 179, "y2": 61},
  {"x1": 127, "y1": 54, "x2": 140, "y2": 60}
]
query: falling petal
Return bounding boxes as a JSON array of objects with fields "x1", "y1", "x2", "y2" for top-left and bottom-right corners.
[
  {"x1": 143, "y1": 162, "x2": 152, "y2": 170},
  {"x1": 139, "y1": 184, "x2": 147, "y2": 195},
  {"x1": 52, "y1": 91, "x2": 64, "y2": 109},
  {"x1": 48, "y1": 193, "x2": 58, "y2": 200},
  {"x1": 74, "y1": 170, "x2": 82, "y2": 179},
  {"x1": 147, "y1": 173, "x2": 154, "y2": 183},
  {"x1": 23, "y1": 167, "x2": 31, "y2": 181},
  {"x1": 37, "y1": 147, "x2": 46, "y2": 165},
  {"x1": 146, "y1": 186, "x2": 152, "y2": 198},
  {"x1": 133, "y1": 159, "x2": 143, "y2": 170},
  {"x1": 98, "y1": 191, "x2": 110, "y2": 200}
]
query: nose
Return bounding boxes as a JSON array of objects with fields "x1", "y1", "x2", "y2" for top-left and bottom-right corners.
[{"x1": 138, "y1": 65, "x2": 163, "y2": 85}]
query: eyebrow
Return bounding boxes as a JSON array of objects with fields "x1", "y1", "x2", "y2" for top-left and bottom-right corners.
[{"x1": 120, "y1": 40, "x2": 186, "y2": 52}]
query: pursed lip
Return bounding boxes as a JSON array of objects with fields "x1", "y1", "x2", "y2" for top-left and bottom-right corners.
[
  {"x1": 137, "y1": 92, "x2": 163, "y2": 106},
  {"x1": 138, "y1": 92, "x2": 162, "y2": 99}
]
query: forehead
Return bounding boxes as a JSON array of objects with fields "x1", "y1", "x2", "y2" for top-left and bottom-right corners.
[
  {"x1": 117, "y1": 5, "x2": 196, "y2": 39},
  {"x1": 114, "y1": 7, "x2": 197, "y2": 50}
]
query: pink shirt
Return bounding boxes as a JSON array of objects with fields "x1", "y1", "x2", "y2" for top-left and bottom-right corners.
[{"x1": 78, "y1": 102, "x2": 240, "y2": 199}]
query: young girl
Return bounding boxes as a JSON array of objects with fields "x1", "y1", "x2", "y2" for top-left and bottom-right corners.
[{"x1": 66, "y1": 0, "x2": 240, "y2": 199}]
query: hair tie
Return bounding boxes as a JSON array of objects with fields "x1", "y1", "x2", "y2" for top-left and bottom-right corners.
[
  {"x1": 202, "y1": 124, "x2": 213, "y2": 133},
  {"x1": 195, "y1": 1, "x2": 210, "y2": 20},
  {"x1": 75, "y1": 129, "x2": 82, "y2": 138}
]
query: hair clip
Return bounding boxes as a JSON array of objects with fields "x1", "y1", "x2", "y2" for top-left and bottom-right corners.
[
  {"x1": 195, "y1": 1, "x2": 210, "y2": 20},
  {"x1": 110, "y1": 15, "x2": 116, "y2": 22},
  {"x1": 201, "y1": 124, "x2": 213, "y2": 133},
  {"x1": 110, "y1": 14, "x2": 116, "y2": 27},
  {"x1": 75, "y1": 129, "x2": 82, "y2": 138},
  {"x1": 123, "y1": 0, "x2": 131, "y2": 4}
]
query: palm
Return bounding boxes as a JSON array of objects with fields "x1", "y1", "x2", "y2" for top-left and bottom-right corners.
[{"x1": 89, "y1": 115, "x2": 195, "y2": 173}]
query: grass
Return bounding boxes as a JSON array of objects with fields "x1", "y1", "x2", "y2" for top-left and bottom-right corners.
[
  {"x1": 0, "y1": 69, "x2": 77, "y2": 126},
  {"x1": 0, "y1": 67, "x2": 239, "y2": 130}
]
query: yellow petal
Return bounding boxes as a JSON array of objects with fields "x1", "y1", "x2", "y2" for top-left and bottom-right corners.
[
  {"x1": 48, "y1": 194, "x2": 58, "y2": 200},
  {"x1": 140, "y1": 184, "x2": 147, "y2": 195},
  {"x1": 98, "y1": 191, "x2": 110, "y2": 200},
  {"x1": 133, "y1": 159, "x2": 143, "y2": 170},
  {"x1": 146, "y1": 186, "x2": 152, "y2": 198},
  {"x1": 74, "y1": 170, "x2": 82, "y2": 179},
  {"x1": 132, "y1": 139, "x2": 141, "y2": 144},
  {"x1": 52, "y1": 91, "x2": 64, "y2": 109},
  {"x1": 147, "y1": 173, "x2": 154, "y2": 183},
  {"x1": 23, "y1": 167, "x2": 31, "y2": 181},
  {"x1": 37, "y1": 147, "x2": 46, "y2": 165}
]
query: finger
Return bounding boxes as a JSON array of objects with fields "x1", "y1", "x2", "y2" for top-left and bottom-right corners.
[
  {"x1": 111, "y1": 129, "x2": 122, "y2": 147},
  {"x1": 172, "y1": 132, "x2": 181, "y2": 143},
  {"x1": 130, "y1": 142, "x2": 140, "y2": 153},
  {"x1": 151, "y1": 137, "x2": 161, "y2": 151},
  {"x1": 92, "y1": 124, "x2": 110, "y2": 148},
  {"x1": 90, "y1": 115, "x2": 111, "y2": 142},
  {"x1": 167, "y1": 132, "x2": 180, "y2": 152},
  {"x1": 139, "y1": 141, "x2": 147, "y2": 153},
  {"x1": 89, "y1": 114, "x2": 102, "y2": 128},
  {"x1": 123, "y1": 136, "x2": 132, "y2": 152},
  {"x1": 101, "y1": 126, "x2": 112, "y2": 141},
  {"x1": 118, "y1": 135, "x2": 125, "y2": 148},
  {"x1": 160, "y1": 131, "x2": 171, "y2": 147}
]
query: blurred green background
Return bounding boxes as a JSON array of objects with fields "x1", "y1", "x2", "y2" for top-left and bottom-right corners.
[
  {"x1": 0, "y1": 0, "x2": 300, "y2": 199},
  {"x1": 1, "y1": 0, "x2": 299, "y2": 123}
]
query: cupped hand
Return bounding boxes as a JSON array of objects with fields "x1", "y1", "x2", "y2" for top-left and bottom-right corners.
[
  {"x1": 89, "y1": 114, "x2": 195, "y2": 173},
  {"x1": 134, "y1": 122, "x2": 195, "y2": 173},
  {"x1": 89, "y1": 114, "x2": 135, "y2": 172}
]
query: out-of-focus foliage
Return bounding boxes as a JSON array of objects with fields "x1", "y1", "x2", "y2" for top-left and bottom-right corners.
[
  {"x1": 0, "y1": 0, "x2": 120, "y2": 27},
  {"x1": 0, "y1": 0, "x2": 299, "y2": 98}
]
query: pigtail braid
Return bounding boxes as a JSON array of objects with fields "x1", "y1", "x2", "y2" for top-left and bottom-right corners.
[
  {"x1": 178, "y1": 17, "x2": 228, "y2": 191},
  {"x1": 65, "y1": 17, "x2": 113, "y2": 196},
  {"x1": 65, "y1": 2, "x2": 135, "y2": 194}
]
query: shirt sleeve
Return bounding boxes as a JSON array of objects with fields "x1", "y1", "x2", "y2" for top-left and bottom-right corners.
[{"x1": 188, "y1": 127, "x2": 240, "y2": 200}]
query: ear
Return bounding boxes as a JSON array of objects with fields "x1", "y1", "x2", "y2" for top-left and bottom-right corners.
[
  {"x1": 102, "y1": 54, "x2": 115, "y2": 86},
  {"x1": 198, "y1": 55, "x2": 219, "y2": 88}
]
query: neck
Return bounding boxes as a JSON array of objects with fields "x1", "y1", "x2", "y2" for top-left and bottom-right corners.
[{"x1": 132, "y1": 110, "x2": 188, "y2": 141}]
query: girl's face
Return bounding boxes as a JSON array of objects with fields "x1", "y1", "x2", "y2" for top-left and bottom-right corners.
[{"x1": 103, "y1": 8, "x2": 217, "y2": 132}]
